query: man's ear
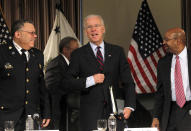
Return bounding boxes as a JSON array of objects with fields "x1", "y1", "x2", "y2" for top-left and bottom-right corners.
[
  {"x1": 14, "y1": 31, "x2": 21, "y2": 38},
  {"x1": 102, "y1": 26, "x2": 105, "y2": 34},
  {"x1": 176, "y1": 38, "x2": 182, "y2": 45}
]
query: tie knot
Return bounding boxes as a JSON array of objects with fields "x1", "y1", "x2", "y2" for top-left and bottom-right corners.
[
  {"x1": 97, "y1": 46, "x2": 101, "y2": 50},
  {"x1": 176, "y1": 55, "x2": 179, "y2": 59},
  {"x1": 21, "y1": 49, "x2": 26, "y2": 54}
]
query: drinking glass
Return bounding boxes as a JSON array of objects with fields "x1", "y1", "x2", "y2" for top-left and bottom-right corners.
[
  {"x1": 97, "y1": 119, "x2": 107, "y2": 131},
  {"x1": 4, "y1": 121, "x2": 14, "y2": 131}
]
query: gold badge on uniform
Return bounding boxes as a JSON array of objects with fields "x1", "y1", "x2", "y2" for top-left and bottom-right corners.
[
  {"x1": 39, "y1": 64, "x2": 42, "y2": 69},
  {"x1": 4, "y1": 62, "x2": 13, "y2": 69}
]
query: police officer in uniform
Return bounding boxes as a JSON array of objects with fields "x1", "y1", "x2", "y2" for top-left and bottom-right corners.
[{"x1": 0, "y1": 20, "x2": 51, "y2": 131}]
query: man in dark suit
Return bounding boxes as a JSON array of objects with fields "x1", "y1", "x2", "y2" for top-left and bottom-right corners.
[
  {"x1": 63, "y1": 14, "x2": 136, "y2": 131},
  {"x1": 0, "y1": 19, "x2": 51, "y2": 131},
  {"x1": 152, "y1": 27, "x2": 191, "y2": 131},
  {"x1": 45, "y1": 37, "x2": 79, "y2": 131}
]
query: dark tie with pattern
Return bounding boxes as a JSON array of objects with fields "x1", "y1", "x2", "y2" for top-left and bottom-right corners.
[
  {"x1": 175, "y1": 55, "x2": 186, "y2": 108},
  {"x1": 96, "y1": 46, "x2": 104, "y2": 71},
  {"x1": 21, "y1": 49, "x2": 27, "y2": 63}
]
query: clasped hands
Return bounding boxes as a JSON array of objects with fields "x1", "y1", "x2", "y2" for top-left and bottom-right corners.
[{"x1": 93, "y1": 73, "x2": 105, "y2": 84}]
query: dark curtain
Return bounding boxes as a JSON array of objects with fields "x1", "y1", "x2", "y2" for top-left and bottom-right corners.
[
  {"x1": 0, "y1": 0, "x2": 81, "y2": 50},
  {"x1": 182, "y1": 0, "x2": 191, "y2": 49}
]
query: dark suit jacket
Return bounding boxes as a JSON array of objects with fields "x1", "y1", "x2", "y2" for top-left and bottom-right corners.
[
  {"x1": 0, "y1": 42, "x2": 50, "y2": 122},
  {"x1": 64, "y1": 42, "x2": 136, "y2": 131},
  {"x1": 153, "y1": 50, "x2": 191, "y2": 131},
  {"x1": 45, "y1": 54, "x2": 68, "y2": 129}
]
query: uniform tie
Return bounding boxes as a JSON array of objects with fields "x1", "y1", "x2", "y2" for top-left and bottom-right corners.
[
  {"x1": 21, "y1": 49, "x2": 27, "y2": 62},
  {"x1": 96, "y1": 46, "x2": 104, "y2": 71},
  {"x1": 175, "y1": 55, "x2": 186, "y2": 108}
]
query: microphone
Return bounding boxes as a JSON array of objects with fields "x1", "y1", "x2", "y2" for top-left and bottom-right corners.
[
  {"x1": 115, "y1": 112, "x2": 128, "y2": 128},
  {"x1": 33, "y1": 113, "x2": 41, "y2": 129},
  {"x1": 33, "y1": 113, "x2": 40, "y2": 120}
]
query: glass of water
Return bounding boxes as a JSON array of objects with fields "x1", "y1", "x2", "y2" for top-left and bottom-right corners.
[
  {"x1": 97, "y1": 119, "x2": 107, "y2": 131},
  {"x1": 4, "y1": 121, "x2": 14, "y2": 131}
]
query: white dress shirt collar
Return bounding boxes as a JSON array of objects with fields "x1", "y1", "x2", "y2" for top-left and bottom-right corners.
[
  {"x1": 61, "y1": 53, "x2": 69, "y2": 65},
  {"x1": 89, "y1": 41, "x2": 105, "y2": 60},
  {"x1": 173, "y1": 46, "x2": 187, "y2": 60},
  {"x1": 13, "y1": 41, "x2": 29, "y2": 61}
]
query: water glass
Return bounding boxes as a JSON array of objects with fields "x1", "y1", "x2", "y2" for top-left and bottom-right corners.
[
  {"x1": 4, "y1": 121, "x2": 14, "y2": 131},
  {"x1": 97, "y1": 119, "x2": 107, "y2": 131}
]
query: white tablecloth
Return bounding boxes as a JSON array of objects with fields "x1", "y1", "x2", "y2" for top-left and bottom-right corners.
[{"x1": 124, "y1": 128, "x2": 157, "y2": 131}]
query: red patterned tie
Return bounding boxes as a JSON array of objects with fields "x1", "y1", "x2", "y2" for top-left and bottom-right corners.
[
  {"x1": 175, "y1": 56, "x2": 186, "y2": 108},
  {"x1": 96, "y1": 46, "x2": 104, "y2": 71}
]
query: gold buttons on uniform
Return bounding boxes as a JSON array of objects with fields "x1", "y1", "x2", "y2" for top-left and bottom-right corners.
[
  {"x1": 1, "y1": 106, "x2": 4, "y2": 110},
  {"x1": 26, "y1": 68, "x2": 29, "y2": 72},
  {"x1": 26, "y1": 78, "x2": 29, "y2": 83},
  {"x1": 25, "y1": 101, "x2": 28, "y2": 104},
  {"x1": 26, "y1": 90, "x2": 30, "y2": 94},
  {"x1": 7, "y1": 73, "x2": 10, "y2": 76},
  {"x1": 8, "y1": 46, "x2": 12, "y2": 50}
]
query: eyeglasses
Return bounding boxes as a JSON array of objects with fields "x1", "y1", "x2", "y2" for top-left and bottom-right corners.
[
  {"x1": 86, "y1": 24, "x2": 102, "y2": 29},
  {"x1": 163, "y1": 38, "x2": 175, "y2": 42},
  {"x1": 20, "y1": 30, "x2": 37, "y2": 36}
]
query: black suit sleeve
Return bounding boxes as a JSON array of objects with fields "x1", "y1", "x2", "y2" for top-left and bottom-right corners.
[
  {"x1": 38, "y1": 53, "x2": 51, "y2": 118},
  {"x1": 62, "y1": 50, "x2": 87, "y2": 91},
  {"x1": 119, "y1": 47, "x2": 136, "y2": 109},
  {"x1": 153, "y1": 59, "x2": 164, "y2": 119}
]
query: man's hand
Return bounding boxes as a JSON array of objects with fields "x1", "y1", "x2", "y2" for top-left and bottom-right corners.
[
  {"x1": 41, "y1": 119, "x2": 51, "y2": 128},
  {"x1": 151, "y1": 118, "x2": 160, "y2": 130},
  {"x1": 123, "y1": 108, "x2": 132, "y2": 119},
  {"x1": 93, "y1": 73, "x2": 105, "y2": 84}
]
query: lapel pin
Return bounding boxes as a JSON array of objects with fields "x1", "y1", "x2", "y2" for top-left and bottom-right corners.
[{"x1": 108, "y1": 54, "x2": 111, "y2": 57}]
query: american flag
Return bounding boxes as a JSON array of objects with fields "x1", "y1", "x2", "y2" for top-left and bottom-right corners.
[
  {"x1": 0, "y1": 7, "x2": 12, "y2": 44},
  {"x1": 127, "y1": 0, "x2": 166, "y2": 94}
]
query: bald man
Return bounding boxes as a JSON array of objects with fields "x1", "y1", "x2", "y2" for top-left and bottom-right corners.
[{"x1": 152, "y1": 27, "x2": 191, "y2": 131}]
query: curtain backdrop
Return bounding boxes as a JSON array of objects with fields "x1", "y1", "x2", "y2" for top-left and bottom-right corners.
[
  {"x1": 181, "y1": 0, "x2": 191, "y2": 49},
  {"x1": 0, "y1": 0, "x2": 80, "y2": 50}
]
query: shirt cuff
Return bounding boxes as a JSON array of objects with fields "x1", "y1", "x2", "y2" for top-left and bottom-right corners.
[
  {"x1": 86, "y1": 76, "x2": 95, "y2": 88},
  {"x1": 124, "y1": 107, "x2": 134, "y2": 111}
]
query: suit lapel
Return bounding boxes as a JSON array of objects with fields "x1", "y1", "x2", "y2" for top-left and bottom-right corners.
[
  {"x1": 85, "y1": 43, "x2": 100, "y2": 72},
  {"x1": 187, "y1": 50, "x2": 191, "y2": 89},
  {"x1": 28, "y1": 49, "x2": 36, "y2": 65},
  {"x1": 8, "y1": 43, "x2": 21, "y2": 59},
  {"x1": 166, "y1": 54, "x2": 173, "y2": 98},
  {"x1": 103, "y1": 43, "x2": 112, "y2": 72}
]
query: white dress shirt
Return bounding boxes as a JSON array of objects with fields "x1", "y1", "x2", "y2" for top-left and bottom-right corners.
[
  {"x1": 13, "y1": 41, "x2": 29, "y2": 61},
  {"x1": 86, "y1": 41, "x2": 104, "y2": 88},
  {"x1": 171, "y1": 47, "x2": 191, "y2": 101},
  {"x1": 61, "y1": 53, "x2": 69, "y2": 65}
]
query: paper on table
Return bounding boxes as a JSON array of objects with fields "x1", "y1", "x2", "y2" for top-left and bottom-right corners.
[
  {"x1": 109, "y1": 86, "x2": 117, "y2": 114},
  {"x1": 124, "y1": 127, "x2": 158, "y2": 131}
]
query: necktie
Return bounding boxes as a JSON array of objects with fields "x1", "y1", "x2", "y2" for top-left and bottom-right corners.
[
  {"x1": 96, "y1": 46, "x2": 104, "y2": 71},
  {"x1": 175, "y1": 56, "x2": 186, "y2": 108},
  {"x1": 21, "y1": 49, "x2": 27, "y2": 62}
]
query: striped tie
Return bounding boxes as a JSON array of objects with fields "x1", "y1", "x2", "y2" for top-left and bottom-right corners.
[
  {"x1": 96, "y1": 46, "x2": 104, "y2": 71},
  {"x1": 175, "y1": 56, "x2": 186, "y2": 108}
]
